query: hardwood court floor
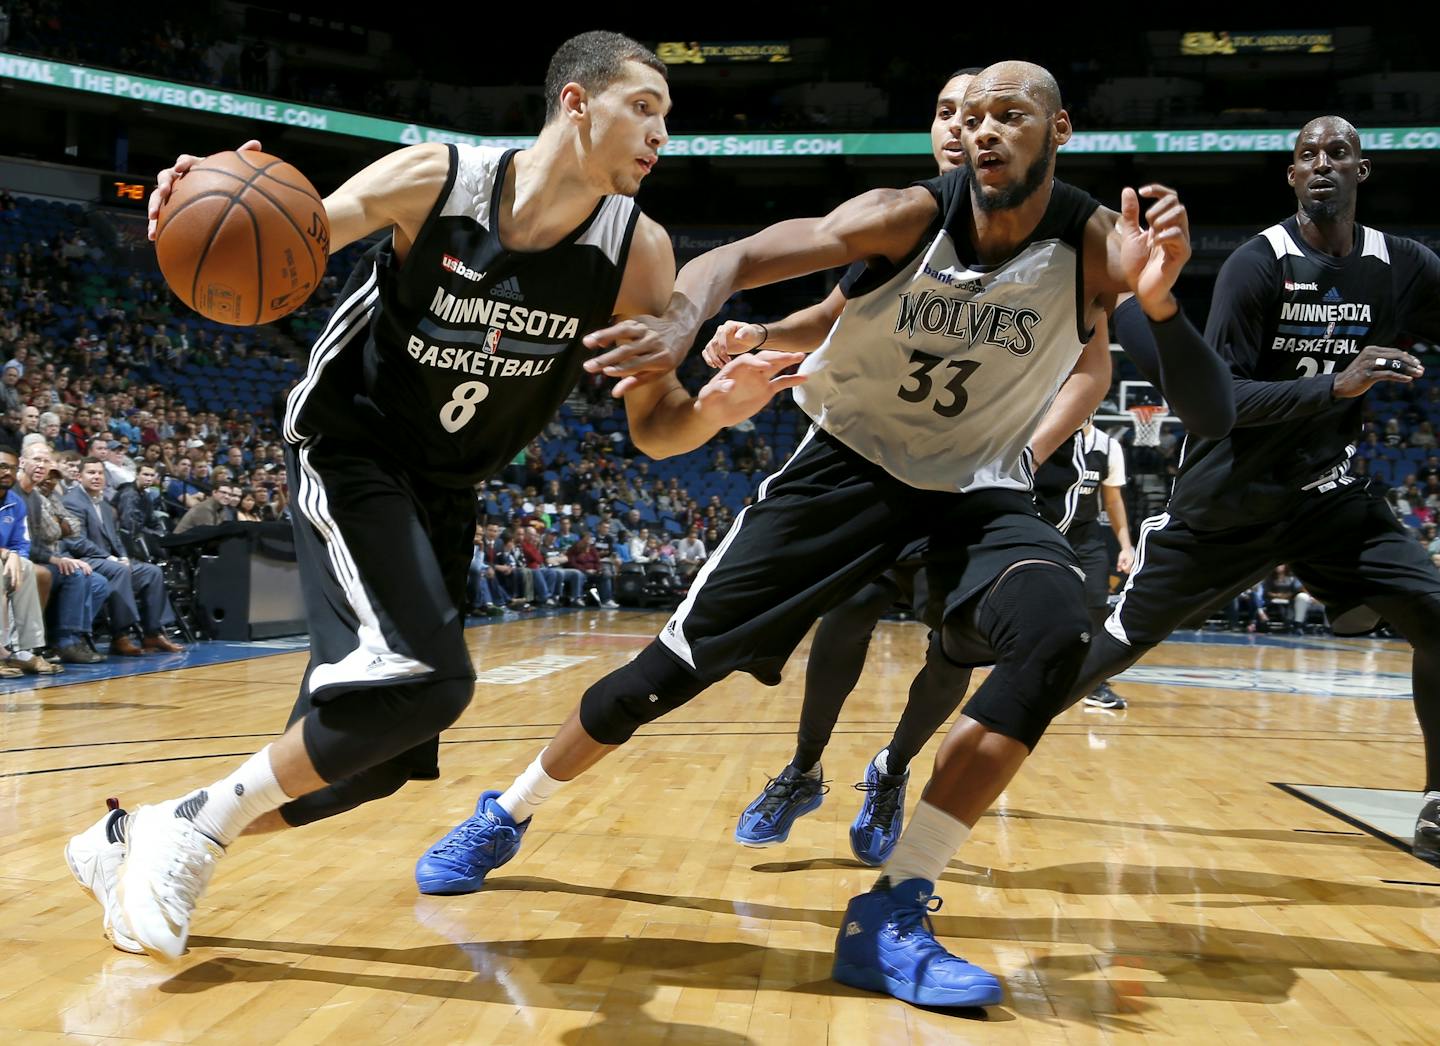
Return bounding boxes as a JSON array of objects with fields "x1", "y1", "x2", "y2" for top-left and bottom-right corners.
[{"x1": 3, "y1": 613, "x2": 1437, "y2": 1044}]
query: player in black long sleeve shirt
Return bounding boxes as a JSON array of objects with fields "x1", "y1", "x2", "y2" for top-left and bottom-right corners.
[{"x1": 1069, "y1": 116, "x2": 1440, "y2": 864}]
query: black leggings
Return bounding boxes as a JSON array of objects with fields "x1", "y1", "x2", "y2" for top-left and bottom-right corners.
[{"x1": 793, "y1": 572, "x2": 970, "y2": 775}]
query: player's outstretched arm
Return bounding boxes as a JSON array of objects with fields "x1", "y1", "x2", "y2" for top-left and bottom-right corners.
[
  {"x1": 585, "y1": 186, "x2": 937, "y2": 390},
  {"x1": 703, "y1": 286, "x2": 846, "y2": 368},
  {"x1": 148, "y1": 140, "x2": 449, "y2": 255},
  {"x1": 1028, "y1": 311, "x2": 1113, "y2": 462},
  {"x1": 1090, "y1": 186, "x2": 1235, "y2": 438}
]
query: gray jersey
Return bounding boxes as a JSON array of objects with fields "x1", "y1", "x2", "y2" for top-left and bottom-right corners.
[{"x1": 793, "y1": 168, "x2": 1099, "y2": 493}]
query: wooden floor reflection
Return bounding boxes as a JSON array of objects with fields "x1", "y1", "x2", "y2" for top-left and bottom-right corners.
[{"x1": 3, "y1": 612, "x2": 1436, "y2": 1043}]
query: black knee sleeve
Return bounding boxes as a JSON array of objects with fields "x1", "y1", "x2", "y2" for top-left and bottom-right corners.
[
  {"x1": 955, "y1": 563, "x2": 1092, "y2": 750},
  {"x1": 278, "y1": 758, "x2": 413, "y2": 826},
  {"x1": 579, "y1": 640, "x2": 711, "y2": 745},
  {"x1": 302, "y1": 674, "x2": 474, "y2": 784}
]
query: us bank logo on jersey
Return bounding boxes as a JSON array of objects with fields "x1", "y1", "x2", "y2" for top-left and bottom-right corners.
[
  {"x1": 1284, "y1": 279, "x2": 1319, "y2": 293},
  {"x1": 922, "y1": 262, "x2": 984, "y2": 293},
  {"x1": 894, "y1": 290, "x2": 1041, "y2": 357},
  {"x1": 441, "y1": 253, "x2": 485, "y2": 282}
]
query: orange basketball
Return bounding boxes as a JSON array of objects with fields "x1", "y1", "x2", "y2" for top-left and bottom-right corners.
[{"x1": 154, "y1": 150, "x2": 330, "y2": 326}]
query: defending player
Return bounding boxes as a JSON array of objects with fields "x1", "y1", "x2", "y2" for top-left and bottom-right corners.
[
  {"x1": 1068, "y1": 116, "x2": 1440, "y2": 864},
  {"x1": 421, "y1": 61, "x2": 1235, "y2": 1008}
]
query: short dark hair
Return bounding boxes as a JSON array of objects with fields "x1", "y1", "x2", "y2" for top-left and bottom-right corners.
[
  {"x1": 81, "y1": 456, "x2": 105, "y2": 470},
  {"x1": 0, "y1": 443, "x2": 17, "y2": 459},
  {"x1": 544, "y1": 31, "x2": 667, "y2": 123}
]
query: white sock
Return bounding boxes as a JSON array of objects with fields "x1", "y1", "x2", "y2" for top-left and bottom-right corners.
[
  {"x1": 881, "y1": 800, "x2": 971, "y2": 886},
  {"x1": 1426, "y1": 790, "x2": 1440, "y2": 804},
  {"x1": 801, "y1": 762, "x2": 822, "y2": 779},
  {"x1": 496, "y1": 749, "x2": 565, "y2": 822},
  {"x1": 175, "y1": 745, "x2": 293, "y2": 846},
  {"x1": 874, "y1": 749, "x2": 891, "y2": 775}
]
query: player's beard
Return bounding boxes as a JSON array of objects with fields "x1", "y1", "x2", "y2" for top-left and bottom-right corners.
[
  {"x1": 974, "y1": 129, "x2": 1053, "y2": 213},
  {"x1": 1300, "y1": 195, "x2": 1346, "y2": 222}
]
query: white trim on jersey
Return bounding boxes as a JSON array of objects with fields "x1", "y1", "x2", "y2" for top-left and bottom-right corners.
[
  {"x1": 576, "y1": 196, "x2": 639, "y2": 265},
  {"x1": 1104, "y1": 510, "x2": 1172, "y2": 646},
  {"x1": 659, "y1": 424, "x2": 819, "y2": 669},
  {"x1": 1260, "y1": 225, "x2": 1304, "y2": 259},
  {"x1": 441, "y1": 145, "x2": 506, "y2": 226},
  {"x1": 1057, "y1": 435, "x2": 1087, "y2": 534},
  {"x1": 1101, "y1": 430, "x2": 1127, "y2": 487},
  {"x1": 283, "y1": 262, "x2": 381, "y2": 443},
  {"x1": 294, "y1": 442, "x2": 434, "y2": 693},
  {"x1": 1361, "y1": 227, "x2": 1391, "y2": 264}
]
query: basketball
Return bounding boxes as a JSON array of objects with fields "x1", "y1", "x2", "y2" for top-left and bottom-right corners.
[{"x1": 153, "y1": 150, "x2": 330, "y2": 326}]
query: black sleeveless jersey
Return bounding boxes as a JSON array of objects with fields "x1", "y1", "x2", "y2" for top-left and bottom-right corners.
[
  {"x1": 284, "y1": 144, "x2": 641, "y2": 488},
  {"x1": 1033, "y1": 426, "x2": 1120, "y2": 532},
  {"x1": 1168, "y1": 216, "x2": 1440, "y2": 527}
]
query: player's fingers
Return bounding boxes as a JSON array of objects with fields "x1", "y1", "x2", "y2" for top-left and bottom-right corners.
[
  {"x1": 239, "y1": 139, "x2": 263, "y2": 153},
  {"x1": 754, "y1": 350, "x2": 805, "y2": 373},
  {"x1": 768, "y1": 374, "x2": 808, "y2": 391},
  {"x1": 1119, "y1": 187, "x2": 1139, "y2": 231},
  {"x1": 1145, "y1": 198, "x2": 1183, "y2": 228},
  {"x1": 1138, "y1": 183, "x2": 1179, "y2": 201}
]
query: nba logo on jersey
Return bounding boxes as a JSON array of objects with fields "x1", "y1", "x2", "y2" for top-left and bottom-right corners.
[{"x1": 483, "y1": 327, "x2": 501, "y2": 354}]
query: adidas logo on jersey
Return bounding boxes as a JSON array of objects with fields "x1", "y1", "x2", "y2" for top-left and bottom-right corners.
[
  {"x1": 442, "y1": 253, "x2": 485, "y2": 282},
  {"x1": 490, "y1": 276, "x2": 524, "y2": 302},
  {"x1": 1323, "y1": 286, "x2": 1343, "y2": 303},
  {"x1": 1283, "y1": 279, "x2": 1319, "y2": 292}
]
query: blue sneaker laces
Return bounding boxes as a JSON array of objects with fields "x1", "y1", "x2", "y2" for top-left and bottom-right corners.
[
  {"x1": 431, "y1": 813, "x2": 517, "y2": 862},
  {"x1": 892, "y1": 892, "x2": 945, "y2": 943},
  {"x1": 753, "y1": 770, "x2": 826, "y2": 821}
]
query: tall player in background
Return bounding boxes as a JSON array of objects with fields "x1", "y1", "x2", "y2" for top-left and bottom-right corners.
[
  {"x1": 420, "y1": 61, "x2": 1235, "y2": 1009},
  {"x1": 705, "y1": 67, "x2": 1114, "y2": 865},
  {"x1": 1032, "y1": 415, "x2": 1134, "y2": 709},
  {"x1": 1067, "y1": 116, "x2": 1440, "y2": 863},
  {"x1": 63, "y1": 31, "x2": 803, "y2": 962}
]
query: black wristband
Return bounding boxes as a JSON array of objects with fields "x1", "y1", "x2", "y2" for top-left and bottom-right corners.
[{"x1": 754, "y1": 322, "x2": 768, "y2": 348}]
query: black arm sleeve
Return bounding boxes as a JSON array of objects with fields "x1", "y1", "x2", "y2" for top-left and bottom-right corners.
[
  {"x1": 1111, "y1": 296, "x2": 1235, "y2": 438},
  {"x1": 1205, "y1": 239, "x2": 1337, "y2": 427}
]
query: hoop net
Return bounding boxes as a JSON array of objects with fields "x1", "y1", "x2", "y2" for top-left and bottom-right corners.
[{"x1": 1127, "y1": 404, "x2": 1167, "y2": 447}]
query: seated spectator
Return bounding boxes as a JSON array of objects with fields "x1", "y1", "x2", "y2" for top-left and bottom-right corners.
[
  {"x1": 541, "y1": 531, "x2": 586, "y2": 604},
  {"x1": 164, "y1": 457, "x2": 206, "y2": 512},
  {"x1": 466, "y1": 523, "x2": 505, "y2": 615},
  {"x1": 64, "y1": 458, "x2": 183, "y2": 655},
  {"x1": 1412, "y1": 421, "x2": 1438, "y2": 451},
  {"x1": 16, "y1": 444, "x2": 107, "y2": 663},
  {"x1": 627, "y1": 526, "x2": 652, "y2": 564},
  {"x1": 235, "y1": 488, "x2": 264, "y2": 522},
  {"x1": 517, "y1": 524, "x2": 563, "y2": 606},
  {"x1": 113, "y1": 463, "x2": 170, "y2": 561},
  {"x1": 676, "y1": 527, "x2": 707, "y2": 577},
  {"x1": 0, "y1": 445, "x2": 61, "y2": 674},
  {"x1": 175, "y1": 482, "x2": 239, "y2": 532},
  {"x1": 565, "y1": 531, "x2": 619, "y2": 608}
]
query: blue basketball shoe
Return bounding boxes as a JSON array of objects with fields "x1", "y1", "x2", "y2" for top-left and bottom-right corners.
[
  {"x1": 734, "y1": 764, "x2": 826, "y2": 846},
  {"x1": 849, "y1": 756, "x2": 908, "y2": 866},
  {"x1": 832, "y1": 877, "x2": 1004, "y2": 1008},
  {"x1": 415, "y1": 790, "x2": 529, "y2": 895}
]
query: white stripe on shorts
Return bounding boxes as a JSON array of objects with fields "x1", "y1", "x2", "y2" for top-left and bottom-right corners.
[
  {"x1": 1103, "y1": 510, "x2": 1171, "y2": 646},
  {"x1": 659, "y1": 424, "x2": 819, "y2": 669},
  {"x1": 295, "y1": 442, "x2": 434, "y2": 692}
]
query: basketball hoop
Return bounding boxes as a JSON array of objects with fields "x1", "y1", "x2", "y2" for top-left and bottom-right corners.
[{"x1": 1127, "y1": 404, "x2": 1167, "y2": 447}]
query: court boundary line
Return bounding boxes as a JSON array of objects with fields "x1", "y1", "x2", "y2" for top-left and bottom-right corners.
[{"x1": 1271, "y1": 781, "x2": 1417, "y2": 860}]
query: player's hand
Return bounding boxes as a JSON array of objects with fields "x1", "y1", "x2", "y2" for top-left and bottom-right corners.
[
  {"x1": 584, "y1": 307, "x2": 695, "y2": 397},
  {"x1": 703, "y1": 321, "x2": 768, "y2": 368},
  {"x1": 1117, "y1": 184, "x2": 1190, "y2": 321},
  {"x1": 695, "y1": 351, "x2": 807, "y2": 428},
  {"x1": 148, "y1": 139, "x2": 263, "y2": 240},
  {"x1": 1117, "y1": 546, "x2": 1136, "y2": 574},
  {"x1": 1332, "y1": 345, "x2": 1424, "y2": 398}
]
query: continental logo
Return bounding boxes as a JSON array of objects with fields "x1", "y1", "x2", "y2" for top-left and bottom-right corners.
[
  {"x1": 895, "y1": 291, "x2": 1041, "y2": 357},
  {"x1": 429, "y1": 288, "x2": 580, "y2": 340}
]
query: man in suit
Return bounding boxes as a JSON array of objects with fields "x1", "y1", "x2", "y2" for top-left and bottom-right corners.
[{"x1": 64, "y1": 457, "x2": 183, "y2": 655}]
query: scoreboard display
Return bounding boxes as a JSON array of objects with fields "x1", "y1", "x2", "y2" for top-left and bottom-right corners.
[{"x1": 100, "y1": 174, "x2": 154, "y2": 210}]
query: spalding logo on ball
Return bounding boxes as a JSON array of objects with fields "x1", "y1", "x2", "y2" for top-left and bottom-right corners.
[{"x1": 154, "y1": 150, "x2": 330, "y2": 326}]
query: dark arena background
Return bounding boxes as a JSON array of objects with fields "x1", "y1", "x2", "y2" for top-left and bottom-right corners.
[{"x1": 1, "y1": 7, "x2": 1437, "y2": 1043}]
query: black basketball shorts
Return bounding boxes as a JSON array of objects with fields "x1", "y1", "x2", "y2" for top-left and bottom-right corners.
[
  {"x1": 284, "y1": 439, "x2": 478, "y2": 778},
  {"x1": 1107, "y1": 485, "x2": 1440, "y2": 647},
  {"x1": 1065, "y1": 520, "x2": 1112, "y2": 612},
  {"x1": 657, "y1": 425, "x2": 1079, "y2": 682}
]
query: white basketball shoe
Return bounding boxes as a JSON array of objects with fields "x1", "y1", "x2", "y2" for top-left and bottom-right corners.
[
  {"x1": 116, "y1": 798, "x2": 226, "y2": 962},
  {"x1": 64, "y1": 802, "x2": 143, "y2": 954}
]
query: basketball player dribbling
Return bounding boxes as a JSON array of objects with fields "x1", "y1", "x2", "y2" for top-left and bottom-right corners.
[
  {"x1": 63, "y1": 32, "x2": 806, "y2": 961},
  {"x1": 1066, "y1": 116, "x2": 1440, "y2": 864},
  {"x1": 420, "y1": 61, "x2": 1236, "y2": 1008},
  {"x1": 703, "y1": 67, "x2": 1117, "y2": 867}
]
